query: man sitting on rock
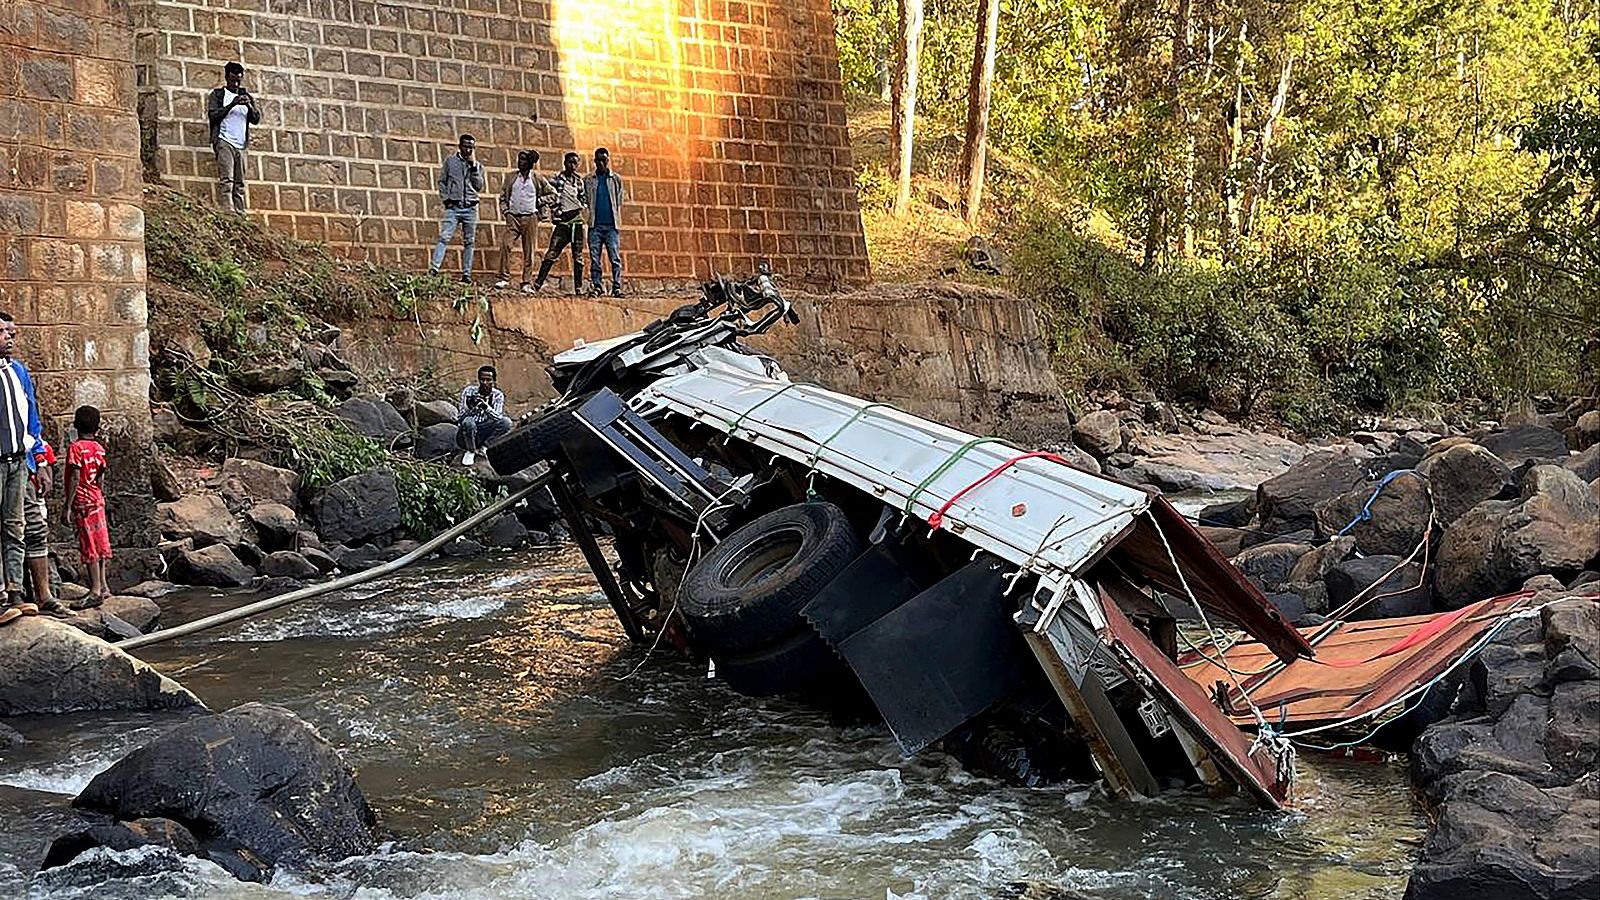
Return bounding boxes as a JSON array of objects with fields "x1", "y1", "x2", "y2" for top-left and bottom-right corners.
[{"x1": 456, "y1": 365, "x2": 511, "y2": 466}]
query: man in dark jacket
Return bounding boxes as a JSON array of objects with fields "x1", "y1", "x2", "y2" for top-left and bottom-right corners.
[
  {"x1": 205, "y1": 62, "x2": 261, "y2": 214},
  {"x1": 430, "y1": 134, "x2": 487, "y2": 283},
  {"x1": 583, "y1": 147, "x2": 625, "y2": 297}
]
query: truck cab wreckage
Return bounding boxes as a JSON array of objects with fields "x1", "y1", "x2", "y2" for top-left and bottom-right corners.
[{"x1": 486, "y1": 271, "x2": 1532, "y2": 809}]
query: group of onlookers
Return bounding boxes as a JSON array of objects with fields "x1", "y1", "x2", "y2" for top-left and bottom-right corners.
[
  {"x1": 0, "y1": 319, "x2": 112, "y2": 628},
  {"x1": 207, "y1": 64, "x2": 628, "y2": 297}
]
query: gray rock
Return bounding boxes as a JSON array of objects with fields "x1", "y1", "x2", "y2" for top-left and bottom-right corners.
[
  {"x1": 98, "y1": 596, "x2": 159, "y2": 633},
  {"x1": 244, "y1": 502, "x2": 301, "y2": 549},
  {"x1": 43, "y1": 817, "x2": 201, "y2": 871},
  {"x1": 315, "y1": 470, "x2": 403, "y2": 546},
  {"x1": 334, "y1": 397, "x2": 412, "y2": 447},
  {"x1": 1257, "y1": 450, "x2": 1372, "y2": 529},
  {"x1": 0, "y1": 618, "x2": 203, "y2": 715},
  {"x1": 1418, "y1": 443, "x2": 1515, "y2": 525},
  {"x1": 440, "y1": 536, "x2": 484, "y2": 558},
  {"x1": 261, "y1": 551, "x2": 321, "y2": 580},
  {"x1": 331, "y1": 543, "x2": 406, "y2": 573},
  {"x1": 48, "y1": 703, "x2": 376, "y2": 883},
  {"x1": 1199, "y1": 525, "x2": 1248, "y2": 559},
  {"x1": 1435, "y1": 468, "x2": 1600, "y2": 608},
  {"x1": 484, "y1": 512, "x2": 528, "y2": 550},
  {"x1": 1566, "y1": 444, "x2": 1600, "y2": 482},
  {"x1": 1479, "y1": 425, "x2": 1571, "y2": 469},
  {"x1": 300, "y1": 547, "x2": 337, "y2": 574},
  {"x1": 232, "y1": 541, "x2": 265, "y2": 570},
  {"x1": 120, "y1": 580, "x2": 180, "y2": 599},
  {"x1": 414, "y1": 398, "x2": 460, "y2": 428},
  {"x1": 1071, "y1": 410, "x2": 1123, "y2": 458},
  {"x1": 1546, "y1": 680, "x2": 1599, "y2": 780},
  {"x1": 1264, "y1": 591, "x2": 1311, "y2": 625},
  {"x1": 175, "y1": 544, "x2": 254, "y2": 588},
  {"x1": 0, "y1": 722, "x2": 25, "y2": 748},
  {"x1": 1197, "y1": 497, "x2": 1256, "y2": 527},
  {"x1": 149, "y1": 452, "x2": 183, "y2": 503},
  {"x1": 1576, "y1": 410, "x2": 1600, "y2": 449},
  {"x1": 218, "y1": 458, "x2": 302, "y2": 510},
  {"x1": 414, "y1": 422, "x2": 460, "y2": 461},
  {"x1": 1543, "y1": 599, "x2": 1600, "y2": 665},
  {"x1": 295, "y1": 530, "x2": 324, "y2": 551},
  {"x1": 154, "y1": 494, "x2": 241, "y2": 548},
  {"x1": 1232, "y1": 542, "x2": 1314, "y2": 594},
  {"x1": 232, "y1": 361, "x2": 303, "y2": 393},
  {"x1": 1324, "y1": 555, "x2": 1433, "y2": 619},
  {"x1": 1314, "y1": 472, "x2": 1431, "y2": 557},
  {"x1": 1287, "y1": 535, "x2": 1356, "y2": 584}
]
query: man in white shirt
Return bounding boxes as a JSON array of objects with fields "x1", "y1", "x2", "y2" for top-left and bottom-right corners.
[
  {"x1": 205, "y1": 62, "x2": 261, "y2": 214},
  {"x1": 494, "y1": 150, "x2": 552, "y2": 292}
]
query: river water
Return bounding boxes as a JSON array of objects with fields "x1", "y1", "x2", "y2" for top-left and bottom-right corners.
[{"x1": 2, "y1": 547, "x2": 1423, "y2": 899}]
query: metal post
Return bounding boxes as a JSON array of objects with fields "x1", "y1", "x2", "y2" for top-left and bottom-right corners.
[{"x1": 548, "y1": 468, "x2": 647, "y2": 644}]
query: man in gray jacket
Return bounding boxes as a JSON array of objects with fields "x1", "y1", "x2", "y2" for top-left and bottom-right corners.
[
  {"x1": 205, "y1": 62, "x2": 261, "y2": 214},
  {"x1": 430, "y1": 134, "x2": 487, "y2": 283}
]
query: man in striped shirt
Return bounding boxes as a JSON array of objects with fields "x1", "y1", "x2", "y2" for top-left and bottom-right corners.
[{"x1": 0, "y1": 314, "x2": 55, "y2": 615}]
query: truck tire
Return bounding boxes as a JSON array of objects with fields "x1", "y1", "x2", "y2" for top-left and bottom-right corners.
[
  {"x1": 715, "y1": 627, "x2": 848, "y2": 698},
  {"x1": 679, "y1": 501, "x2": 860, "y2": 655},
  {"x1": 485, "y1": 408, "x2": 584, "y2": 474}
]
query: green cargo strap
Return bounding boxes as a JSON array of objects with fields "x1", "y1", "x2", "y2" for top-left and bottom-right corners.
[
  {"x1": 903, "y1": 436, "x2": 1014, "y2": 518},
  {"x1": 804, "y1": 402, "x2": 893, "y2": 500},
  {"x1": 727, "y1": 381, "x2": 807, "y2": 433}
]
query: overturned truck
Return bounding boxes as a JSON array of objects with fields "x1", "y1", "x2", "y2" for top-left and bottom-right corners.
[{"x1": 486, "y1": 272, "x2": 1525, "y2": 808}]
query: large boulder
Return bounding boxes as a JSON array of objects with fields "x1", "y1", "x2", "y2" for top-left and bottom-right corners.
[
  {"x1": 219, "y1": 458, "x2": 303, "y2": 510},
  {"x1": 414, "y1": 398, "x2": 461, "y2": 429},
  {"x1": 98, "y1": 595, "x2": 160, "y2": 633},
  {"x1": 47, "y1": 703, "x2": 377, "y2": 883},
  {"x1": 1324, "y1": 555, "x2": 1433, "y2": 619},
  {"x1": 1119, "y1": 430, "x2": 1308, "y2": 492},
  {"x1": 1406, "y1": 598, "x2": 1600, "y2": 900},
  {"x1": 1418, "y1": 443, "x2": 1514, "y2": 526},
  {"x1": 1435, "y1": 467, "x2": 1600, "y2": 608},
  {"x1": 174, "y1": 544, "x2": 254, "y2": 588},
  {"x1": 1197, "y1": 496, "x2": 1256, "y2": 527},
  {"x1": 0, "y1": 618, "x2": 203, "y2": 715},
  {"x1": 1256, "y1": 449, "x2": 1372, "y2": 529},
  {"x1": 1071, "y1": 410, "x2": 1123, "y2": 458},
  {"x1": 244, "y1": 502, "x2": 301, "y2": 549},
  {"x1": 154, "y1": 494, "x2": 241, "y2": 548},
  {"x1": 1314, "y1": 472, "x2": 1432, "y2": 556},
  {"x1": 260, "y1": 551, "x2": 321, "y2": 580},
  {"x1": 333, "y1": 397, "x2": 412, "y2": 447},
  {"x1": 1478, "y1": 425, "x2": 1571, "y2": 469},
  {"x1": 315, "y1": 470, "x2": 403, "y2": 546},
  {"x1": 414, "y1": 422, "x2": 460, "y2": 461},
  {"x1": 1232, "y1": 542, "x2": 1314, "y2": 595},
  {"x1": 1288, "y1": 535, "x2": 1356, "y2": 585},
  {"x1": 484, "y1": 512, "x2": 528, "y2": 550},
  {"x1": 1566, "y1": 444, "x2": 1600, "y2": 483}
]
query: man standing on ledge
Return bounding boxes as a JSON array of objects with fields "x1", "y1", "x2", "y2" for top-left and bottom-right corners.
[
  {"x1": 431, "y1": 134, "x2": 486, "y2": 284},
  {"x1": 584, "y1": 147, "x2": 625, "y2": 297},
  {"x1": 493, "y1": 149, "x2": 550, "y2": 293},
  {"x1": 533, "y1": 151, "x2": 587, "y2": 294},
  {"x1": 205, "y1": 62, "x2": 261, "y2": 215}
]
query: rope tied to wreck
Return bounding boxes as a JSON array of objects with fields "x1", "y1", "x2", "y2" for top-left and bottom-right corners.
[{"x1": 803, "y1": 402, "x2": 894, "y2": 500}]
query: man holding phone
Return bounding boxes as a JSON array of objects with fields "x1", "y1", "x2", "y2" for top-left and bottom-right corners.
[
  {"x1": 431, "y1": 134, "x2": 487, "y2": 283},
  {"x1": 205, "y1": 62, "x2": 262, "y2": 215}
]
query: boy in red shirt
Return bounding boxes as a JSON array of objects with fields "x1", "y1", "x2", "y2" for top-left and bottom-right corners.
[{"x1": 64, "y1": 406, "x2": 111, "y2": 600}]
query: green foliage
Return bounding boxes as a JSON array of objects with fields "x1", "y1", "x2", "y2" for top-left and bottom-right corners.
[
  {"x1": 843, "y1": 0, "x2": 1599, "y2": 426},
  {"x1": 279, "y1": 412, "x2": 489, "y2": 537}
]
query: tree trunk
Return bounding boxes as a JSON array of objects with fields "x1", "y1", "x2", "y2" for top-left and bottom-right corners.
[
  {"x1": 891, "y1": 0, "x2": 924, "y2": 217},
  {"x1": 959, "y1": 0, "x2": 1000, "y2": 227},
  {"x1": 1239, "y1": 51, "x2": 1294, "y2": 237},
  {"x1": 1219, "y1": 22, "x2": 1247, "y2": 256},
  {"x1": 1172, "y1": 0, "x2": 1196, "y2": 257}
]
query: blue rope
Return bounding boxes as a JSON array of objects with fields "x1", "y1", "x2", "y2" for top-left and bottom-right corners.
[{"x1": 1334, "y1": 469, "x2": 1421, "y2": 537}]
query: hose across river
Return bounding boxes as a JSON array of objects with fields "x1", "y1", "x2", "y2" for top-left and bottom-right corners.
[{"x1": 118, "y1": 473, "x2": 553, "y2": 652}]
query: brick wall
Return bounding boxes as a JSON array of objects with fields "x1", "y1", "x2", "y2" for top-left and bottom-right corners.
[
  {"x1": 133, "y1": 0, "x2": 871, "y2": 289},
  {"x1": 0, "y1": 0, "x2": 155, "y2": 548}
]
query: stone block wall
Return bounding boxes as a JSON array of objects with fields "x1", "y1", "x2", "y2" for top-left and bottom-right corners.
[
  {"x1": 0, "y1": 0, "x2": 155, "y2": 547},
  {"x1": 132, "y1": 0, "x2": 871, "y2": 289}
]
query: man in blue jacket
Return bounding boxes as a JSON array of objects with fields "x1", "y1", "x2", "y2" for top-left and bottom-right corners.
[{"x1": 0, "y1": 314, "x2": 65, "y2": 622}]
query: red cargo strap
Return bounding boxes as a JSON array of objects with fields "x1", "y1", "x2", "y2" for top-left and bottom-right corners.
[
  {"x1": 926, "y1": 451, "x2": 1073, "y2": 530},
  {"x1": 1312, "y1": 598, "x2": 1497, "y2": 668}
]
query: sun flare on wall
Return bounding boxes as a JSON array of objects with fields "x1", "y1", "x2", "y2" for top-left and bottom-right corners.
[{"x1": 550, "y1": 0, "x2": 700, "y2": 169}]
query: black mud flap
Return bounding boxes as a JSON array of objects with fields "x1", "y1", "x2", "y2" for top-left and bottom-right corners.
[{"x1": 809, "y1": 554, "x2": 1033, "y2": 754}]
